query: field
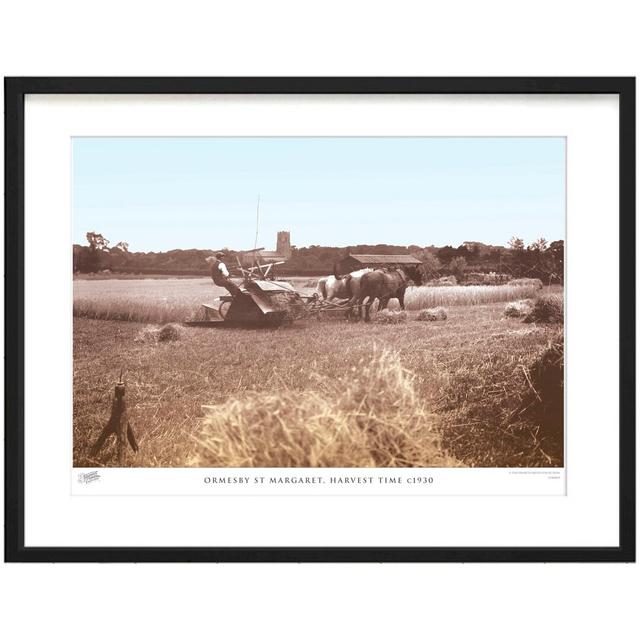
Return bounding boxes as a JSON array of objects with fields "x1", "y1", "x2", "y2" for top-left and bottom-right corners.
[
  {"x1": 73, "y1": 277, "x2": 564, "y2": 468},
  {"x1": 73, "y1": 277, "x2": 542, "y2": 323}
]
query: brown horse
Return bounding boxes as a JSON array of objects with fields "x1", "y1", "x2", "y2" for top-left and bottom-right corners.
[{"x1": 354, "y1": 266, "x2": 423, "y2": 322}]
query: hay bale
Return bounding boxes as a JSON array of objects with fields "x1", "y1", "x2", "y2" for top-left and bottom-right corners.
[
  {"x1": 135, "y1": 323, "x2": 183, "y2": 343},
  {"x1": 374, "y1": 309, "x2": 408, "y2": 324},
  {"x1": 134, "y1": 325, "x2": 160, "y2": 343},
  {"x1": 530, "y1": 336, "x2": 564, "y2": 423},
  {"x1": 158, "y1": 323, "x2": 182, "y2": 342},
  {"x1": 416, "y1": 307, "x2": 448, "y2": 321},
  {"x1": 192, "y1": 349, "x2": 460, "y2": 468},
  {"x1": 523, "y1": 294, "x2": 563, "y2": 323},
  {"x1": 519, "y1": 332, "x2": 564, "y2": 449},
  {"x1": 503, "y1": 299, "x2": 534, "y2": 318}
]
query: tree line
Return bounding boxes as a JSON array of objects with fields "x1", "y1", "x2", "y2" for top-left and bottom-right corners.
[{"x1": 73, "y1": 232, "x2": 563, "y2": 283}]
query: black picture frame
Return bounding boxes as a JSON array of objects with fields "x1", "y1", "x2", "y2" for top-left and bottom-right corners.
[{"x1": 4, "y1": 77, "x2": 635, "y2": 563}]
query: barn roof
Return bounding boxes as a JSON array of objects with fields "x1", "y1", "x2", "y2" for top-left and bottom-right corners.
[{"x1": 345, "y1": 254, "x2": 422, "y2": 265}]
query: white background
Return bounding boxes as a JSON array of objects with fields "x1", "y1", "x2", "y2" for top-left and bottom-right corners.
[
  {"x1": 26, "y1": 94, "x2": 610, "y2": 546},
  {"x1": 1, "y1": 1, "x2": 638, "y2": 639}
]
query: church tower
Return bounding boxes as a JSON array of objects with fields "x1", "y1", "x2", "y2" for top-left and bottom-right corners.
[{"x1": 276, "y1": 231, "x2": 291, "y2": 258}]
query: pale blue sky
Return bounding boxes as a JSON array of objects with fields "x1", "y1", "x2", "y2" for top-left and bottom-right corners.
[{"x1": 72, "y1": 137, "x2": 565, "y2": 252}]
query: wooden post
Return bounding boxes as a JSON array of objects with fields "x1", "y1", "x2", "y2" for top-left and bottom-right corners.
[
  {"x1": 114, "y1": 382, "x2": 128, "y2": 465},
  {"x1": 90, "y1": 377, "x2": 138, "y2": 465}
]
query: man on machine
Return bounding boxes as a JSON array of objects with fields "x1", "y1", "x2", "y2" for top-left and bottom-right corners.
[{"x1": 206, "y1": 252, "x2": 242, "y2": 297}]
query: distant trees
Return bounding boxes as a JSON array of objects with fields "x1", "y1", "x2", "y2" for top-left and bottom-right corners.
[
  {"x1": 530, "y1": 239, "x2": 563, "y2": 284},
  {"x1": 71, "y1": 232, "x2": 564, "y2": 281},
  {"x1": 437, "y1": 245, "x2": 457, "y2": 265},
  {"x1": 74, "y1": 232, "x2": 131, "y2": 273},
  {"x1": 412, "y1": 249, "x2": 441, "y2": 278},
  {"x1": 73, "y1": 231, "x2": 110, "y2": 272},
  {"x1": 545, "y1": 240, "x2": 564, "y2": 283},
  {"x1": 427, "y1": 237, "x2": 563, "y2": 283},
  {"x1": 528, "y1": 237, "x2": 548, "y2": 253},
  {"x1": 502, "y1": 236, "x2": 564, "y2": 282},
  {"x1": 448, "y1": 256, "x2": 467, "y2": 280},
  {"x1": 86, "y1": 231, "x2": 109, "y2": 251}
]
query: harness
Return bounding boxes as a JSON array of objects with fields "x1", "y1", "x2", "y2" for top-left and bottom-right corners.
[{"x1": 393, "y1": 268, "x2": 409, "y2": 285}]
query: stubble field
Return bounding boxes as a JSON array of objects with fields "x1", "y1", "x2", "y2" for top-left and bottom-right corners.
[{"x1": 73, "y1": 277, "x2": 564, "y2": 469}]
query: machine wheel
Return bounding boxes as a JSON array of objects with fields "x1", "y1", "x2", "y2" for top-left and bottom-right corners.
[{"x1": 218, "y1": 300, "x2": 231, "y2": 319}]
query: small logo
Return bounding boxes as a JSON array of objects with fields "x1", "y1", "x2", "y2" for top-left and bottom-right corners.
[{"x1": 78, "y1": 471, "x2": 101, "y2": 484}]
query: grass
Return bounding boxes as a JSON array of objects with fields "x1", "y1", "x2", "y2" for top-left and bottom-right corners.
[{"x1": 74, "y1": 298, "x2": 564, "y2": 468}]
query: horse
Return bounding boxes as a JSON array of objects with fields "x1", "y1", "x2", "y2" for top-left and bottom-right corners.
[
  {"x1": 316, "y1": 275, "x2": 347, "y2": 300},
  {"x1": 316, "y1": 267, "x2": 372, "y2": 301},
  {"x1": 354, "y1": 266, "x2": 423, "y2": 322}
]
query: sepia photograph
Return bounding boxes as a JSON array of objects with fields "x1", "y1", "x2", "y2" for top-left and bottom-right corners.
[
  {"x1": 8, "y1": 76, "x2": 632, "y2": 563},
  {"x1": 72, "y1": 136, "x2": 565, "y2": 470}
]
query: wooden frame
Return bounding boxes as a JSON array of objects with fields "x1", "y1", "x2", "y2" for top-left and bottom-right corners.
[{"x1": 4, "y1": 77, "x2": 635, "y2": 562}]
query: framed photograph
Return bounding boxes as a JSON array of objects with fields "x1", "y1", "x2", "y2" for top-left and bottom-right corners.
[{"x1": 4, "y1": 77, "x2": 635, "y2": 562}]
